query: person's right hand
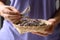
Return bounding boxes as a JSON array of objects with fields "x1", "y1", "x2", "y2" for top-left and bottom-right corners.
[
  {"x1": 31, "y1": 19, "x2": 58, "y2": 36},
  {"x1": 0, "y1": 5, "x2": 22, "y2": 24}
]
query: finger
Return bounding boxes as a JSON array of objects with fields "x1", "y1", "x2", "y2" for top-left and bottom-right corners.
[
  {"x1": 2, "y1": 13, "x2": 20, "y2": 18},
  {"x1": 2, "y1": 10, "x2": 20, "y2": 15},
  {"x1": 8, "y1": 15, "x2": 21, "y2": 19},
  {"x1": 2, "y1": 6, "x2": 22, "y2": 16},
  {"x1": 6, "y1": 18, "x2": 20, "y2": 24},
  {"x1": 32, "y1": 32, "x2": 49, "y2": 36},
  {"x1": 7, "y1": 15, "x2": 21, "y2": 24},
  {"x1": 1, "y1": 8, "x2": 14, "y2": 14},
  {"x1": 10, "y1": 7, "x2": 19, "y2": 12},
  {"x1": 5, "y1": 6, "x2": 20, "y2": 13},
  {"x1": 5, "y1": 16, "x2": 20, "y2": 24},
  {"x1": 2, "y1": 14, "x2": 21, "y2": 23},
  {"x1": 45, "y1": 25, "x2": 54, "y2": 34},
  {"x1": 11, "y1": 17, "x2": 21, "y2": 24}
]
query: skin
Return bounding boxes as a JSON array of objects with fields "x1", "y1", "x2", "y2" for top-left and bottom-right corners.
[
  {"x1": 0, "y1": 1, "x2": 22, "y2": 24},
  {"x1": 32, "y1": 9, "x2": 60, "y2": 36},
  {"x1": 0, "y1": 0, "x2": 60, "y2": 36}
]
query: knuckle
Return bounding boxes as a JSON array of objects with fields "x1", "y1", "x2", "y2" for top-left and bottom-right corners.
[
  {"x1": 7, "y1": 16, "x2": 10, "y2": 18},
  {"x1": 14, "y1": 11, "x2": 19, "y2": 13}
]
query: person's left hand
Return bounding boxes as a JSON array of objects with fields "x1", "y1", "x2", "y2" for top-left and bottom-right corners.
[
  {"x1": 32, "y1": 18, "x2": 58, "y2": 36},
  {"x1": 0, "y1": 6, "x2": 22, "y2": 24}
]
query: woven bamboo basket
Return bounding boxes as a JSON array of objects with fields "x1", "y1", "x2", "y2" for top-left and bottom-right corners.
[{"x1": 13, "y1": 19, "x2": 50, "y2": 34}]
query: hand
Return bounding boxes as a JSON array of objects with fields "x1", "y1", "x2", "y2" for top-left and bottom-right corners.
[
  {"x1": 0, "y1": 6, "x2": 22, "y2": 24},
  {"x1": 45, "y1": 19, "x2": 58, "y2": 34},
  {"x1": 31, "y1": 19, "x2": 58, "y2": 36}
]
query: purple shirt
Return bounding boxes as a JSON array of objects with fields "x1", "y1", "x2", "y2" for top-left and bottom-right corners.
[
  {"x1": 10, "y1": 0, "x2": 56, "y2": 19},
  {"x1": 0, "y1": 0, "x2": 60, "y2": 40}
]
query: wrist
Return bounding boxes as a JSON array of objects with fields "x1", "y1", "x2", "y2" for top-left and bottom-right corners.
[
  {"x1": 54, "y1": 17, "x2": 60, "y2": 24},
  {"x1": 48, "y1": 18, "x2": 59, "y2": 26}
]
